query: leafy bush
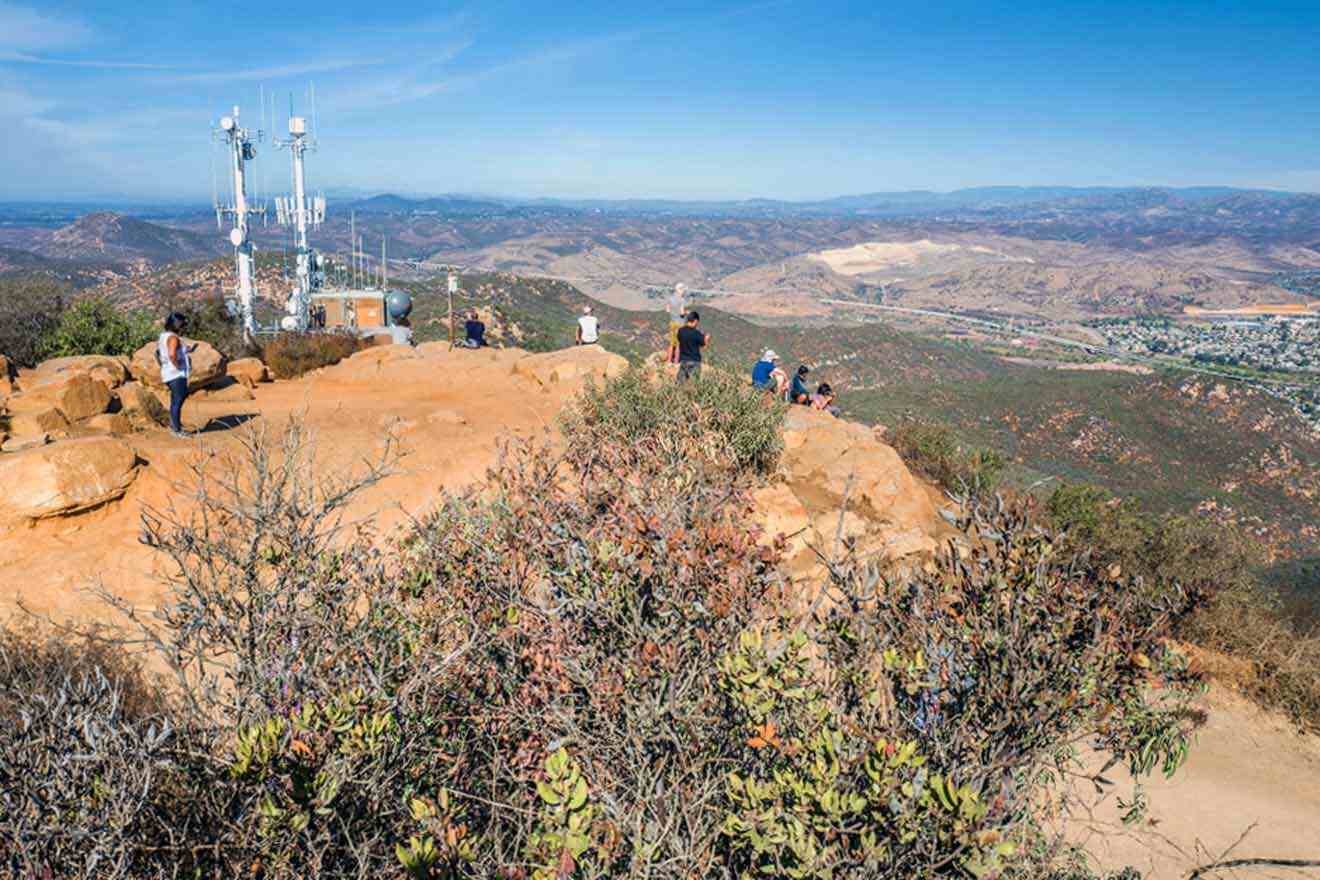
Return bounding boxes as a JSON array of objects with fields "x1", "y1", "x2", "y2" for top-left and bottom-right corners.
[
  {"x1": 172, "y1": 293, "x2": 260, "y2": 360},
  {"x1": 0, "y1": 274, "x2": 67, "y2": 367},
  {"x1": 262, "y1": 331, "x2": 365, "y2": 379},
  {"x1": 890, "y1": 418, "x2": 1005, "y2": 497},
  {"x1": 1047, "y1": 482, "x2": 1320, "y2": 731},
  {"x1": 0, "y1": 625, "x2": 202, "y2": 878},
  {"x1": 36, "y1": 296, "x2": 157, "y2": 360},
  {"x1": 1, "y1": 396, "x2": 1195, "y2": 877},
  {"x1": 562, "y1": 365, "x2": 786, "y2": 477}
]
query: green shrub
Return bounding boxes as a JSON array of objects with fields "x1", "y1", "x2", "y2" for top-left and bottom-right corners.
[
  {"x1": 173, "y1": 294, "x2": 260, "y2": 360},
  {"x1": 2, "y1": 407, "x2": 1192, "y2": 877},
  {"x1": 1046, "y1": 482, "x2": 1320, "y2": 731},
  {"x1": 262, "y1": 331, "x2": 365, "y2": 379},
  {"x1": 37, "y1": 296, "x2": 156, "y2": 360},
  {"x1": 890, "y1": 418, "x2": 1005, "y2": 497},
  {"x1": 0, "y1": 274, "x2": 67, "y2": 367},
  {"x1": 562, "y1": 365, "x2": 786, "y2": 477}
]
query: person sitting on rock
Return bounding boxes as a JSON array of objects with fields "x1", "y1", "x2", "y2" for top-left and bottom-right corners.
[
  {"x1": 789, "y1": 365, "x2": 811, "y2": 404},
  {"x1": 751, "y1": 349, "x2": 780, "y2": 390},
  {"x1": 811, "y1": 382, "x2": 840, "y2": 417},
  {"x1": 158, "y1": 311, "x2": 196, "y2": 439},
  {"x1": 464, "y1": 311, "x2": 486, "y2": 348},
  {"x1": 576, "y1": 305, "x2": 599, "y2": 345}
]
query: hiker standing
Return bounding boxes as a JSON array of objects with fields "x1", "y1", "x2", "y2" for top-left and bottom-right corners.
[
  {"x1": 577, "y1": 305, "x2": 599, "y2": 345},
  {"x1": 159, "y1": 311, "x2": 195, "y2": 439},
  {"x1": 666, "y1": 283, "x2": 687, "y2": 364},
  {"x1": 676, "y1": 310, "x2": 708, "y2": 383}
]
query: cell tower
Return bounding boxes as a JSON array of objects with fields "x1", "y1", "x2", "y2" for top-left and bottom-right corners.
[
  {"x1": 273, "y1": 102, "x2": 326, "y2": 331},
  {"x1": 213, "y1": 106, "x2": 265, "y2": 338}
]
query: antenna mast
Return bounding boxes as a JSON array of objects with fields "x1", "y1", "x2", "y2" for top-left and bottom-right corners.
[
  {"x1": 274, "y1": 104, "x2": 324, "y2": 330},
  {"x1": 214, "y1": 106, "x2": 265, "y2": 338}
]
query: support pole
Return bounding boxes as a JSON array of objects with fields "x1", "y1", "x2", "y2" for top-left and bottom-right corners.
[{"x1": 447, "y1": 271, "x2": 456, "y2": 350}]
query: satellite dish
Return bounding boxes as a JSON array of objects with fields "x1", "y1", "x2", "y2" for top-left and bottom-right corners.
[
  {"x1": 220, "y1": 116, "x2": 235, "y2": 131},
  {"x1": 228, "y1": 229, "x2": 243, "y2": 247}
]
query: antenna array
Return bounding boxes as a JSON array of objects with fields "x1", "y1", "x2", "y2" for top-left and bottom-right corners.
[{"x1": 213, "y1": 105, "x2": 266, "y2": 338}]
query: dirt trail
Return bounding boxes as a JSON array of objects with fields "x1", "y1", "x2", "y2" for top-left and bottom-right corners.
[{"x1": 1071, "y1": 687, "x2": 1320, "y2": 879}]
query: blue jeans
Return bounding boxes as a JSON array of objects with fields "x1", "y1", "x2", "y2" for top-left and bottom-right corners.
[{"x1": 166, "y1": 377, "x2": 188, "y2": 433}]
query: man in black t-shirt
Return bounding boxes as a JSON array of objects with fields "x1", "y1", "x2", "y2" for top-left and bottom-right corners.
[
  {"x1": 675, "y1": 310, "x2": 708, "y2": 383},
  {"x1": 464, "y1": 312, "x2": 486, "y2": 348}
]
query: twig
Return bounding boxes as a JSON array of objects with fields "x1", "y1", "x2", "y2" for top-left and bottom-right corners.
[{"x1": 1189, "y1": 857, "x2": 1320, "y2": 879}]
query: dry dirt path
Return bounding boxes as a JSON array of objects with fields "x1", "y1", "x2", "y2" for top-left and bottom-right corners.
[{"x1": 1070, "y1": 688, "x2": 1320, "y2": 879}]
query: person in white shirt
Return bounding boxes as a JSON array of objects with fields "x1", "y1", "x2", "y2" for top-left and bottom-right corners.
[
  {"x1": 666, "y1": 283, "x2": 687, "y2": 364},
  {"x1": 158, "y1": 311, "x2": 195, "y2": 438},
  {"x1": 576, "y1": 305, "x2": 599, "y2": 345}
]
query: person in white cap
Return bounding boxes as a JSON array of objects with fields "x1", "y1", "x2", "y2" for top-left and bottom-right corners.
[
  {"x1": 751, "y1": 348, "x2": 780, "y2": 391},
  {"x1": 666, "y1": 283, "x2": 687, "y2": 364},
  {"x1": 576, "y1": 304, "x2": 599, "y2": 345}
]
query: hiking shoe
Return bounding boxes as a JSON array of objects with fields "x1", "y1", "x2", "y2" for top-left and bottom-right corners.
[{"x1": 170, "y1": 430, "x2": 193, "y2": 439}]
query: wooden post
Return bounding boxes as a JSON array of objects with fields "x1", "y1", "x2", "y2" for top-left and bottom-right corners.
[{"x1": 447, "y1": 271, "x2": 457, "y2": 350}]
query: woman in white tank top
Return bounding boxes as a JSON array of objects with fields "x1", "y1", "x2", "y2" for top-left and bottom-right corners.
[{"x1": 159, "y1": 312, "x2": 193, "y2": 437}]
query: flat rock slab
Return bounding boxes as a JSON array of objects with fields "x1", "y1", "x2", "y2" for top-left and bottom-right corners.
[
  {"x1": 31, "y1": 355, "x2": 130, "y2": 389},
  {"x1": 0, "y1": 436, "x2": 138, "y2": 521}
]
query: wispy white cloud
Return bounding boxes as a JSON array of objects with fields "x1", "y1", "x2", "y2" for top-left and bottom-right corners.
[
  {"x1": 0, "y1": 51, "x2": 171, "y2": 69},
  {"x1": 168, "y1": 58, "x2": 386, "y2": 85},
  {"x1": 0, "y1": 1, "x2": 89, "y2": 52}
]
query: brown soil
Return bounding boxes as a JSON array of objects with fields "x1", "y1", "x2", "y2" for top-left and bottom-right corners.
[{"x1": 1069, "y1": 686, "x2": 1320, "y2": 879}]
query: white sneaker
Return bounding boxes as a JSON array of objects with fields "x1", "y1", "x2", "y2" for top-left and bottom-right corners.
[{"x1": 170, "y1": 429, "x2": 192, "y2": 439}]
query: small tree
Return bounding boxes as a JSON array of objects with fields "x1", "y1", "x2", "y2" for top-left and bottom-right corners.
[{"x1": 38, "y1": 296, "x2": 156, "y2": 359}]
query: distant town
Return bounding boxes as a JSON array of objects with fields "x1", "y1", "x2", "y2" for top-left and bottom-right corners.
[{"x1": 1093, "y1": 315, "x2": 1320, "y2": 430}]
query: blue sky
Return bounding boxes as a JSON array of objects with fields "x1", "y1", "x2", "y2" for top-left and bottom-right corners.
[{"x1": 2, "y1": 0, "x2": 1318, "y2": 201}]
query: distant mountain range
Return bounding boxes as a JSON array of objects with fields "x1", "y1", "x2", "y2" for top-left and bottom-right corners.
[{"x1": 330, "y1": 186, "x2": 1312, "y2": 219}]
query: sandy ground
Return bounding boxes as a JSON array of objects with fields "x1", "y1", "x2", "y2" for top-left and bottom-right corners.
[
  {"x1": 1069, "y1": 687, "x2": 1320, "y2": 879},
  {"x1": 808, "y1": 239, "x2": 1030, "y2": 276},
  {"x1": 0, "y1": 344, "x2": 570, "y2": 625}
]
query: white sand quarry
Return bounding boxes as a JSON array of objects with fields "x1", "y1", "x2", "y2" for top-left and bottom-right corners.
[{"x1": 808, "y1": 239, "x2": 1033, "y2": 276}]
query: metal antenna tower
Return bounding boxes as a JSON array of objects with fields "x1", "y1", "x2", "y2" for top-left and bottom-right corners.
[
  {"x1": 273, "y1": 103, "x2": 325, "y2": 330},
  {"x1": 214, "y1": 106, "x2": 265, "y2": 338}
]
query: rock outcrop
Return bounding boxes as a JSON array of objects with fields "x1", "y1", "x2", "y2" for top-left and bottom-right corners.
[
  {"x1": 0, "y1": 437, "x2": 138, "y2": 521},
  {"x1": 129, "y1": 339, "x2": 226, "y2": 390},
  {"x1": 11, "y1": 373, "x2": 113, "y2": 423},
  {"x1": 755, "y1": 406, "x2": 943, "y2": 567},
  {"x1": 511, "y1": 346, "x2": 628, "y2": 390},
  {"x1": 226, "y1": 357, "x2": 270, "y2": 387},
  {"x1": 30, "y1": 355, "x2": 130, "y2": 389},
  {"x1": 116, "y1": 381, "x2": 169, "y2": 427}
]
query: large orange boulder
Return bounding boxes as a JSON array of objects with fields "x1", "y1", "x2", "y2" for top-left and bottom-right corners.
[
  {"x1": 6, "y1": 407, "x2": 68, "y2": 438},
  {"x1": 8, "y1": 373, "x2": 111, "y2": 423},
  {"x1": 31, "y1": 355, "x2": 130, "y2": 389},
  {"x1": 0, "y1": 437, "x2": 138, "y2": 521},
  {"x1": 770, "y1": 406, "x2": 942, "y2": 562},
  {"x1": 226, "y1": 357, "x2": 270, "y2": 387},
  {"x1": 129, "y1": 339, "x2": 226, "y2": 391},
  {"x1": 0, "y1": 354, "x2": 12, "y2": 397},
  {"x1": 511, "y1": 346, "x2": 628, "y2": 390},
  {"x1": 115, "y1": 381, "x2": 169, "y2": 427}
]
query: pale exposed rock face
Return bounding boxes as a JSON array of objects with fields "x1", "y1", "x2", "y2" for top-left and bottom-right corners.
[
  {"x1": 753, "y1": 406, "x2": 942, "y2": 567},
  {"x1": 511, "y1": 346, "x2": 629, "y2": 390},
  {"x1": 129, "y1": 339, "x2": 226, "y2": 391},
  {"x1": 1, "y1": 433, "x2": 49, "y2": 453},
  {"x1": 82, "y1": 412, "x2": 132, "y2": 435},
  {"x1": 12, "y1": 373, "x2": 113, "y2": 423},
  {"x1": 6, "y1": 407, "x2": 68, "y2": 438},
  {"x1": 116, "y1": 381, "x2": 169, "y2": 427},
  {"x1": 0, "y1": 437, "x2": 138, "y2": 520},
  {"x1": 226, "y1": 357, "x2": 270, "y2": 387},
  {"x1": 31, "y1": 355, "x2": 130, "y2": 389}
]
